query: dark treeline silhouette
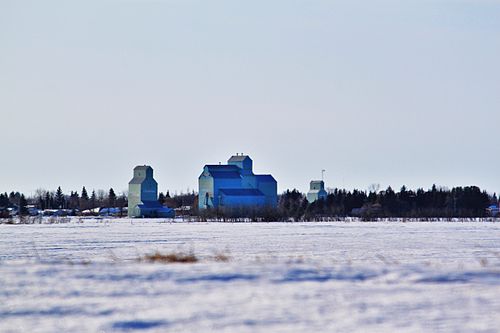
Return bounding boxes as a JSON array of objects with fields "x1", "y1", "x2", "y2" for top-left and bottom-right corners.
[
  {"x1": 0, "y1": 192, "x2": 28, "y2": 217},
  {"x1": 158, "y1": 190, "x2": 197, "y2": 209},
  {"x1": 0, "y1": 187, "x2": 127, "y2": 216},
  {"x1": 34, "y1": 187, "x2": 127, "y2": 212},
  {"x1": 0, "y1": 187, "x2": 195, "y2": 217},
  {"x1": 280, "y1": 185, "x2": 494, "y2": 220}
]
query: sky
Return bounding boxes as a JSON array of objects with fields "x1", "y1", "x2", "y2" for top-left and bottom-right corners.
[{"x1": 1, "y1": 0, "x2": 499, "y2": 196}]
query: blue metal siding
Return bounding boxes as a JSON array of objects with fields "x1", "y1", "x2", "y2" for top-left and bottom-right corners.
[
  {"x1": 198, "y1": 156, "x2": 278, "y2": 210},
  {"x1": 220, "y1": 193, "x2": 266, "y2": 207},
  {"x1": 240, "y1": 175, "x2": 257, "y2": 189},
  {"x1": 257, "y1": 178, "x2": 278, "y2": 207},
  {"x1": 228, "y1": 156, "x2": 253, "y2": 175},
  {"x1": 219, "y1": 189, "x2": 264, "y2": 196},
  {"x1": 140, "y1": 178, "x2": 158, "y2": 202},
  {"x1": 138, "y1": 201, "x2": 175, "y2": 218},
  {"x1": 213, "y1": 177, "x2": 242, "y2": 207}
]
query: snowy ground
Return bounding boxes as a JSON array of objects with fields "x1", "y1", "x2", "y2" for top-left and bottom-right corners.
[{"x1": 0, "y1": 219, "x2": 499, "y2": 332}]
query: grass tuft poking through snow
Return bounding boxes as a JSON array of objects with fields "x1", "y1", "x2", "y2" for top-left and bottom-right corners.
[
  {"x1": 212, "y1": 252, "x2": 231, "y2": 262},
  {"x1": 140, "y1": 251, "x2": 198, "y2": 264}
]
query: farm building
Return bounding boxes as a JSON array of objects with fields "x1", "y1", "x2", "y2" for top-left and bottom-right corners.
[
  {"x1": 198, "y1": 155, "x2": 277, "y2": 210},
  {"x1": 128, "y1": 165, "x2": 175, "y2": 218},
  {"x1": 307, "y1": 180, "x2": 328, "y2": 203}
]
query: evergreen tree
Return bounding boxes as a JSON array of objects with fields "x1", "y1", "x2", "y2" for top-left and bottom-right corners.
[
  {"x1": 158, "y1": 192, "x2": 165, "y2": 205},
  {"x1": 55, "y1": 187, "x2": 64, "y2": 209},
  {"x1": 108, "y1": 188, "x2": 116, "y2": 208},
  {"x1": 116, "y1": 194, "x2": 127, "y2": 217},
  {"x1": 9, "y1": 191, "x2": 16, "y2": 203},
  {"x1": 38, "y1": 195, "x2": 45, "y2": 210},
  {"x1": 68, "y1": 191, "x2": 79, "y2": 210},
  {"x1": 81, "y1": 187, "x2": 89, "y2": 200},
  {"x1": 90, "y1": 190, "x2": 96, "y2": 209},
  {"x1": 19, "y1": 194, "x2": 28, "y2": 216},
  {"x1": 0, "y1": 193, "x2": 9, "y2": 207},
  {"x1": 491, "y1": 193, "x2": 498, "y2": 204},
  {"x1": 79, "y1": 187, "x2": 89, "y2": 210},
  {"x1": 45, "y1": 191, "x2": 51, "y2": 209}
]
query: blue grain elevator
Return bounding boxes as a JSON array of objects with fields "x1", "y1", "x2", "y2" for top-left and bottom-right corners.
[{"x1": 198, "y1": 155, "x2": 278, "y2": 210}]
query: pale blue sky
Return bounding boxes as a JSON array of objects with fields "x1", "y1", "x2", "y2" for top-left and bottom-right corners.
[{"x1": 1, "y1": 0, "x2": 499, "y2": 196}]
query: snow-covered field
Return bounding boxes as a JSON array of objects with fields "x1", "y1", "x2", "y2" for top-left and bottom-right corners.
[{"x1": 1, "y1": 219, "x2": 499, "y2": 332}]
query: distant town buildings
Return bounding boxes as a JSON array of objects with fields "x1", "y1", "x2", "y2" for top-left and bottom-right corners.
[
  {"x1": 307, "y1": 180, "x2": 328, "y2": 203},
  {"x1": 5, "y1": 155, "x2": 500, "y2": 220},
  {"x1": 198, "y1": 155, "x2": 277, "y2": 210},
  {"x1": 128, "y1": 166, "x2": 174, "y2": 218}
]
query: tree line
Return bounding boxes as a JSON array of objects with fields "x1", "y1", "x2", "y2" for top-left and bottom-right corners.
[
  {"x1": 279, "y1": 185, "x2": 495, "y2": 220},
  {"x1": 0, "y1": 187, "x2": 197, "y2": 217},
  {"x1": 1, "y1": 184, "x2": 497, "y2": 219},
  {"x1": 0, "y1": 187, "x2": 126, "y2": 216}
]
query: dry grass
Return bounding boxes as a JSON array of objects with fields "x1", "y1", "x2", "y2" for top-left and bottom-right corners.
[
  {"x1": 212, "y1": 253, "x2": 230, "y2": 262},
  {"x1": 141, "y1": 251, "x2": 198, "y2": 264},
  {"x1": 479, "y1": 258, "x2": 488, "y2": 267}
]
